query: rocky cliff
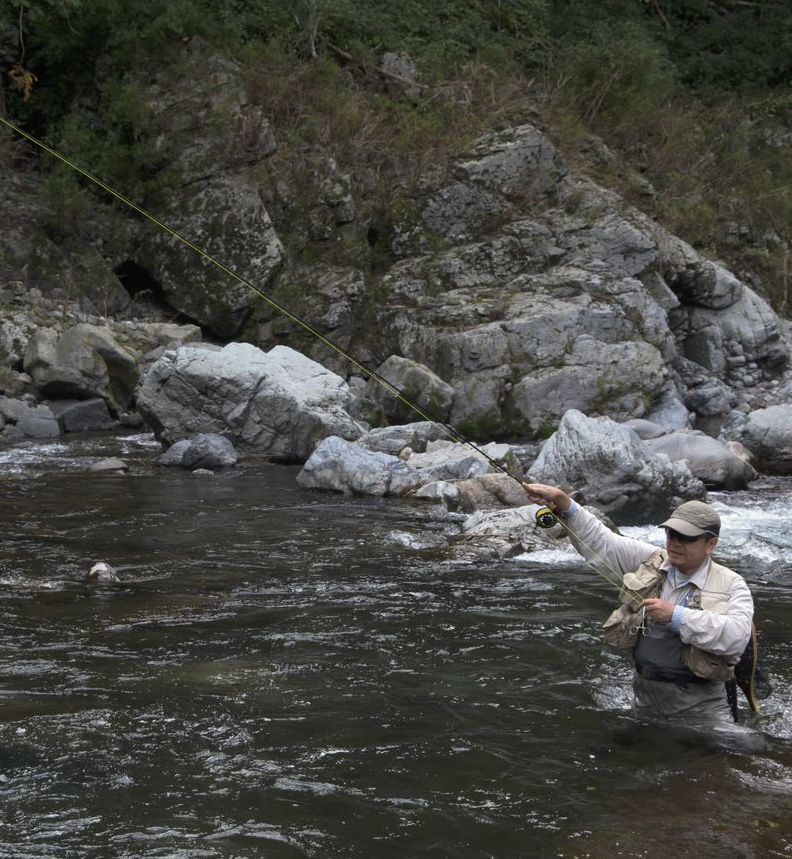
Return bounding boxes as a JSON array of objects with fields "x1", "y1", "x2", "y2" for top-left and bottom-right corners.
[{"x1": 1, "y1": 43, "x2": 790, "y2": 446}]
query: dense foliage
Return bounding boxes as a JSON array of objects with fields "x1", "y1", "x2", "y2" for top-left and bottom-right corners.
[{"x1": 2, "y1": 0, "x2": 791, "y2": 311}]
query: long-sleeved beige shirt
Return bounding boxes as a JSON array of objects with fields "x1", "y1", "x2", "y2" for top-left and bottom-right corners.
[{"x1": 564, "y1": 501, "x2": 753, "y2": 659}]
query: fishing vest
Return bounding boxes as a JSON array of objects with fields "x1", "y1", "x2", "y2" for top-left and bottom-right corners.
[{"x1": 602, "y1": 548, "x2": 740, "y2": 682}]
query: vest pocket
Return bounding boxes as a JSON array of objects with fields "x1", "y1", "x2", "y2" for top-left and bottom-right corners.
[
  {"x1": 682, "y1": 644, "x2": 736, "y2": 681},
  {"x1": 603, "y1": 604, "x2": 641, "y2": 650}
]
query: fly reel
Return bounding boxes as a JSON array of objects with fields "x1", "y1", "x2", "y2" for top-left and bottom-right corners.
[{"x1": 535, "y1": 506, "x2": 559, "y2": 529}]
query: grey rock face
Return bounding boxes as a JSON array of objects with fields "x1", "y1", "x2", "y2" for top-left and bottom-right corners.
[
  {"x1": 137, "y1": 343, "x2": 364, "y2": 461},
  {"x1": 372, "y1": 125, "x2": 789, "y2": 438},
  {"x1": 643, "y1": 431, "x2": 757, "y2": 489},
  {"x1": 422, "y1": 182, "x2": 512, "y2": 242},
  {"x1": 142, "y1": 176, "x2": 283, "y2": 339},
  {"x1": 511, "y1": 338, "x2": 667, "y2": 437},
  {"x1": 549, "y1": 211, "x2": 658, "y2": 277},
  {"x1": 677, "y1": 286, "x2": 786, "y2": 385},
  {"x1": 456, "y1": 125, "x2": 567, "y2": 199},
  {"x1": 530, "y1": 409, "x2": 705, "y2": 523},
  {"x1": 23, "y1": 325, "x2": 138, "y2": 414}
]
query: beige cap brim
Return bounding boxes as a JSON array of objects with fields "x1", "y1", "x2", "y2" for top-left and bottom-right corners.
[{"x1": 660, "y1": 516, "x2": 709, "y2": 537}]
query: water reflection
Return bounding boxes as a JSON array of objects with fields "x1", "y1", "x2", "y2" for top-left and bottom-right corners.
[{"x1": 0, "y1": 434, "x2": 790, "y2": 857}]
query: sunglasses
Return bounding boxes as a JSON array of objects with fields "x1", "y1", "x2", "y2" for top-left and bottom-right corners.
[{"x1": 664, "y1": 527, "x2": 715, "y2": 544}]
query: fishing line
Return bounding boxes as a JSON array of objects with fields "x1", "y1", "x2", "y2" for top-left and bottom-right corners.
[{"x1": 0, "y1": 113, "x2": 643, "y2": 604}]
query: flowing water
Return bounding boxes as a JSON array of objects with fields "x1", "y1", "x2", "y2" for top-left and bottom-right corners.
[{"x1": 1, "y1": 433, "x2": 792, "y2": 858}]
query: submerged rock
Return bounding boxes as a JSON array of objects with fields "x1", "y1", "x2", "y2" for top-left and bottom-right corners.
[
  {"x1": 86, "y1": 562, "x2": 120, "y2": 585},
  {"x1": 88, "y1": 458, "x2": 128, "y2": 473},
  {"x1": 156, "y1": 434, "x2": 240, "y2": 470}
]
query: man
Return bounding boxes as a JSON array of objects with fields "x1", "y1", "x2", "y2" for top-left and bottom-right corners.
[{"x1": 525, "y1": 483, "x2": 754, "y2": 728}]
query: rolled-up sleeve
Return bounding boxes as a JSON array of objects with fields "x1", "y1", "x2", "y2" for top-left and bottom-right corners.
[{"x1": 675, "y1": 577, "x2": 754, "y2": 658}]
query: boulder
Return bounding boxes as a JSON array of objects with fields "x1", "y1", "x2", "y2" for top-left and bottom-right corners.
[
  {"x1": 137, "y1": 343, "x2": 364, "y2": 461},
  {"x1": 451, "y1": 472, "x2": 532, "y2": 512},
  {"x1": 49, "y1": 399, "x2": 117, "y2": 433},
  {"x1": 297, "y1": 436, "x2": 404, "y2": 496},
  {"x1": 365, "y1": 355, "x2": 455, "y2": 425},
  {"x1": 296, "y1": 435, "x2": 490, "y2": 496},
  {"x1": 23, "y1": 325, "x2": 138, "y2": 414},
  {"x1": 455, "y1": 505, "x2": 557, "y2": 559},
  {"x1": 182, "y1": 435, "x2": 239, "y2": 470},
  {"x1": 0, "y1": 318, "x2": 29, "y2": 368},
  {"x1": 18, "y1": 406, "x2": 61, "y2": 439},
  {"x1": 157, "y1": 439, "x2": 192, "y2": 467},
  {"x1": 529, "y1": 409, "x2": 705, "y2": 524},
  {"x1": 358, "y1": 422, "x2": 448, "y2": 455},
  {"x1": 677, "y1": 286, "x2": 788, "y2": 385},
  {"x1": 0, "y1": 395, "x2": 34, "y2": 424},
  {"x1": 414, "y1": 480, "x2": 461, "y2": 507},
  {"x1": 406, "y1": 439, "x2": 524, "y2": 481},
  {"x1": 116, "y1": 322, "x2": 203, "y2": 367},
  {"x1": 389, "y1": 263, "x2": 676, "y2": 439},
  {"x1": 727, "y1": 404, "x2": 792, "y2": 474},
  {"x1": 156, "y1": 434, "x2": 239, "y2": 470},
  {"x1": 643, "y1": 431, "x2": 757, "y2": 489}
]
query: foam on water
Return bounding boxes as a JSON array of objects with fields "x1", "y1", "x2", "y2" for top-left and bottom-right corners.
[{"x1": 511, "y1": 544, "x2": 580, "y2": 566}]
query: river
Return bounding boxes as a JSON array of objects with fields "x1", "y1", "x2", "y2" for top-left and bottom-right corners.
[{"x1": 1, "y1": 433, "x2": 791, "y2": 858}]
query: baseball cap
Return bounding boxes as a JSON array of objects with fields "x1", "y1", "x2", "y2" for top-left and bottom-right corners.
[{"x1": 660, "y1": 500, "x2": 720, "y2": 537}]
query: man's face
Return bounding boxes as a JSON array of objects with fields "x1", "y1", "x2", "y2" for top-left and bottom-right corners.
[{"x1": 664, "y1": 528, "x2": 718, "y2": 575}]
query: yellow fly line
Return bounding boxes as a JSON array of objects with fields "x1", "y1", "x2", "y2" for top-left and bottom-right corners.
[{"x1": 0, "y1": 113, "x2": 645, "y2": 605}]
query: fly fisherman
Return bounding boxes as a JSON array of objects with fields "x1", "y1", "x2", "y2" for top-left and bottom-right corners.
[{"x1": 525, "y1": 483, "x2": 754, "y2": 728}]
